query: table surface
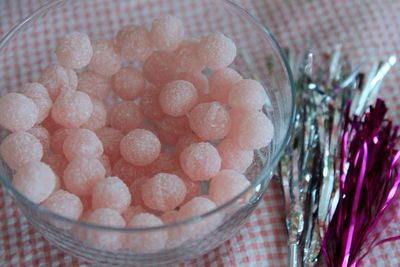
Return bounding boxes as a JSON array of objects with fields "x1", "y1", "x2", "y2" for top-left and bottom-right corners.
[{"x1": 0, "y1": 0, "x2": 399, "y2": 266}]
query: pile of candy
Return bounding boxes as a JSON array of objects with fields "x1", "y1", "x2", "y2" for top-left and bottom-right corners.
[{"x1": 0, "y1": 15, "x2": 273, "y2": 252}]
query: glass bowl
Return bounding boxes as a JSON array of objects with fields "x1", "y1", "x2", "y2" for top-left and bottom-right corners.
[{"x1": 0, "y1": 0, "x2": 294, "y2": 265}]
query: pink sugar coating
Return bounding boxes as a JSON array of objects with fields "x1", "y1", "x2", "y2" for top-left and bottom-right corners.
[
  {"x1": 174, "y1": 40, "x2": 203, "y2": 73},
  {"x1": 111, "y1": 67, "x2": 145, "y2": 100},
  {"x1": 0, "y1": 93, "x2": 38, "y2": 132},
  {"x1": 92, "y1": 176, "x2": 131, "y2": 213},
  {"x1": 156, "y1": 115, "x2": 190, "y2": 145},
  {"x1": 12, "y1": 162, "x2": 56, "y2": 204},
  {"x1": 160, "y1": 210, "x2": 188, "y2": 248},
  {"x1": 100, "y1": 154, "x2": 112, "y2": 176},
  {"x1": 129, "y1": 177, "x2": 148, "y2": 206},
  {"x1": 141, "y1": 173, "x2": 187, "y2": 211},
  {"x1": 41, "y1": 190, "x2": 83, "y2": 221},
  {"x1": 116, "y1": 25, "x2": 153, "y2": 61},
  {"x1": 27, "y1": 126, "x2": 51, "y2": 152},
  {"x1": 56, "y1": 31, "x2": 93, "y2": 69},
  {"x1": 21, "y1": 82, "x2": 53, "y2": 123},
  {"x1": 86, "y1": 208, "x2": 126, "y2": 251},
  {"x1": 120, "y1": 129, "x2": 161, "y2": 166},
  {"x1": 42, "y1": 153, "x2": 68, "y2": 178},
  {"x1": 175, "y1": 72, "x2": 209, "y2": 102},
  {"x1": 208, "y1": 170, "x2": 251, "y2": 206},
  {"x1": 159, "y1": 80, "x2": 198, "y2": 117},
  {"x1": 0, "y1": 132, "x2": 43, "y2": 170},
  {"x1": 109, "y1": 101, "x2": 143, "y2": 134},
  {"x1": 41, "y1": 116, "x2": 62, "y2": 134},
  {"x1": 39, "y1": 64, "x2": 77, "y2": 100},
  {"x1": 235, "y1": 112, "x2": 274, "y2": 150},
  {"x1": 96, "y1": 127, "x2": 123, "y2": 163},
  {"x1": 197, "y1": 33, "x2": 236, "y2": 70},
  {"x1": 149, "y1": 152, "x2": 180, "y2": 174},
  {"x1": 179, "y1": 142, "x2": 221, "y2": 181},
  {"x1": 112, "y1": 159, "x2": 152, "y2": 185},
  {"x1": 77, "y1": 71, "x2": 111, "y2": 100},
  {"x1": 229, "y1": 79, "x2": 267, "y2": 111},
  {"x1": 175, "y1": 134, "x2": 201, "y2": 156},
  {"x1": 51, "y1": 90, "x2": 93, "y2": 128},
  {"x1": 189, "y1": 101, "x2": 231, "y2": 141},
  {"x1": 209, "y1": 68, "x2": 242, "y2": 102},
  {"x1": 150, "y1": 15, "x2": 184, "y2": 52},
  {"x1": 171, "y1": 170, "x2": 201, "y2": 205},
  {"x1": 63, "y1": 157, "x2": 105, "y2": 197},
  {"x1": 143, "y1": 51, "x2": 177, "y2": 86},
  {"x1": 122, "y1": 205, "x2": 146, "y2": 222},
  {"x1": 63, "y1": 129, "x2": 103, "y2": 161},
  {"x1": 81, "y1": 99, "x2": 107, "y2": 131},
  {"x1": 217, "y1": 138, "x2": 254, "y2": 173},
  {"x1": 160, "y1": 210, "x2": 179, "y2": 224},
  {"x1": 53, "y1": 174, "x2": 62, "y2": 192},
  {"x1": 126, "y1": 213, "x2": 167, "y2": 253},
  {"x1": 88, "y1": 39, "x2": 121, "y2": 76},
  {"x1": 140, "y1": 85, "x2": 164, "y2": 120},
  {"x1": 80, "y1": 197, "x2": 92, "y2": 212},
  {"x1": 50, "y1": 128, "x2": 75, "y2": 155}
]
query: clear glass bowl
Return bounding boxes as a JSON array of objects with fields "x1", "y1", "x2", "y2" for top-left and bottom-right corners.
[{"x1": 0, "y1": 0, "x2": 294, "y2": 265}]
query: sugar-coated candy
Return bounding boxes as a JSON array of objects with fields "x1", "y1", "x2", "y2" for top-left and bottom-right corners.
[
  {"x1": 156, "y1": 115, "x2": 190, "y2": 145},
  {"x1": 149, "y1": 152, "x2": 180, "y2": 174},
  {"x1": 143, "y1": 51, "x2": 177, "y2": 86},
  {"x1": 27, "y1": 126, "x2": 51, "y2": 152},
  {"x1": 189, "y1": 101, "x2": 231, "y2": 141},
  {"x1": 129, "y1": 177, "x2": 148, "y2": 206},
  {"x1": 112, "y1": 159, "x2": 152, "y2": 185},
  {"x1": 150, "y1": 15, "x2": 184, "y2": 52},
  {"x1": 175, "y1": 134, "x2": 201, "y2": 155},
  {"x1": 122, "y1": 205, "x2": 146, "y2": 222},
  {"x1": 160, "y1": 210, "x2": 188, "y2": 248},
  {"x1": 88, "y1": 39, "x2": 121, "y2": 76},
  {"x1": 100, "y1": 154, "x2": 112, "y2": 176},
  {"x1": 39, "y1": 64, "x2": 77, "y2": 100},
  {"x1": 116, "y1": 25, "x2": 152, "y2": 61},
  {"x1": 208, "y1": 170, "x2": 251, "y2": 206},
  {"x1": 175, "y1": 72, "x2": 209, "y2": 102},
  {"x1": 109, "y1": 101, "x2": 143, "y2": 134},
  {"x1": 96, "y1": 127, "x2": 123, "y2": 163},
  {"x1": 50, "y1": 128, "x2": 75, "y2": 155},
  {"x1": 179, "y1": 142, "x2": 221, "y2": 181},
  {"x1": 0, "y1": 132, "x2": 43, "y2": 170},
  {"x1": 77, "y1": 71, "x2": 111, "y2": 100},
  {"x1": 209, "y1": 68, "x2": 242, "y2": 102},
  {"x1": 51, "y1": 91, "x2": 93, "y2": 128},
  {"x1": 159, "y1": 80, "x2": 198, "y2": 117},
  {"x1": 126, "y1": 213, "x2": 167, "y2": 253},
  {"x1": 229, "y1": 79, "x2": 267, "y2": 111},
  {"x1": 56, "y1": 31, "x2": 93, "y2": 69},
  {"x1": 172, "y1": 170, "x2": 202, "y2": 204},
  {"x1": 86, "y1": 208, "x2": 126, "y2": 251},
  {"x1": 0, "y1": 93, "x2": 38, "y2": 132},
  {"x1": 141, "y1": 173, "x2": 186, "y2": 211},
  {"x1": 111, "y1": 67, "x2": 145, "y2": 100},
  {"x1": 42, "y1": 153, "x2": 68, "y2": 178},
  {"x1": 63, "y1": 129, "x2": 103, "y2": 161},
  {"x1": 217, "y1": 138, "x2": 253, "y2": 173},
  {"x1": 120, "y1": 129, "x2": 161, "y2": 166},
  {"x1": 63, "y1": 157, "x2": 105, "y2": 196},
  {"x1": 92, "y1": 176, "x2": 131, "y2": 213},
  {"x1": 81, "y1": 99, "x2": 107, "y2": 131},
  {"x1": 197, "y1": 33, "x2": 236, "y2": 70},
  {"x1": 12, "y1": 162, "x2": 56, "y2": 203},
  {"x1": 174, "y1": 40, "x2": 203, "y2": 73},
  {"x1": 41, "y1": 190, "x2": 83, "y2": 221},
  {"x1": 21, "y1": 82, "x2": 53, "y2": 123},
  {"x1": 53, "y1": 174, "x2": 62, "y2": 192},
  {"x1": 235, "y1": 112, "x2": 274, "y2": 150},
  {"x1": 140, "y1": 85, "x2": 164, "y2": 120}
]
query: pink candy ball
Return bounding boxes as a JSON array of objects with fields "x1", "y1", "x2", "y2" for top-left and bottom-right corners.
[
  {"x1": 0, "y1": 132, "x2": 43, "y2": 170},
  {"x1": 12, "y1": 162, "x2": 56, "y2": 203},
  {"x1": 39, "y1": 64, "x2": 77, "y2": 100},
  {"x1": 160, "y1": 210, "x2": 188, "y2": 248},
  {"x1": 41, "y1": 190, "x2": 83, "y2": 221},
  {"x1": 159, "y1": 80, "x2": 198, "y2": 117},
  {"x1": 197, "y1": 33, "x2": 236, "y2": 70},
  {"x1": 81, "y1": 99, "x2": 107, "y2": 131},
  {"x1": 21, "y1": 82, "x2": 53, "y2": 124},
  {"x1": 189, "y1": 101, "x2": 231, "y2": 141},
  {"x1": 96, "y1": 127, "x2": 123, "y2": 163},
  {"x1": 235, "y1": 112, "x2": 274, "y2": 150},
  {"x1": 77, "y1": 71, "x2": 111, "y2": 100},
  {"x1": 143, "y1": 51, "x2": 177, "y2": 86},
  {"x1": 229, "y1": 79, "x2": 267, "y2": 111},
  {"x1": 92, "y1": 176, "x2": 131, "y2": 213},
  {"x1": 88, "y1": 39, "x2": 121, "y2": 76},
  {"x1": 175, "y1": 72, "x2": 209, "y2": 102},
  {"x1": 179, "y1": 142, "x2": 221, "y2": 181},
  {"x1": 126, "y1": 213, "x2": 167, "y2": 253},
  {"x1": 0, "y1": 93, "x2": 38, "y2": 132},
  {"x1": 122, "y1": 205, "x2": 146, "y2": 222},
  {"x1": 208, "y1": 170, "x2": 251, "y2": 206},
  {"x1": 28, "y1": 126, "x2": 51, "y2": 152},
  {"x1": 150, "y1": 15, "x2": 184, "y2": 52},
  {"x1": 50, "y1": 128, "x2": 74, "y2": 155},
  {"x1": 172, "y1": 170, "x2": 202, "y2": 204},
  {"x1": 63, "y1": 129, "x2": 103, "y2": 161},
  {"x1": 209, "y1": 68, "x2": 242, "y2": 102},
  {"x1": 109, "y1": 101, "x2": 143, "y2": 134},
  {"x1": 156, "y1": 115, "x2": 190, "y2": 145},
  {"x1": 141, "y1": 173, "x2": 187, "y2": 211},
  {"x1": 217, "y1": 138, "x2": 254, "y2": 173},
  {"x1": 140, "y1": 85, "x2": 164, "y2": 120},
  {"x1": 63, "y1": 157, "x2": 105, "y2": 197},
  {"x1": 51, "y1": 90, "x2": 93, "y2": 128},
  {"x1": 149, "y1": 152, "x2": 180, "y2": 174},
  {"x1": 174, "y1": 40, "x2": 203, "y2": 73},
  {"x1": 175, "y1": 134, "x2": 201, "y2": 156},
  {"x1": 116, "y1": 25, "x2": 153, "y2": 61},
  {"x1": 100, "y1": 154, "x2": 112, "y2": 177},
  {"x1": 129, "y1": 177, "x2": 148, "y2": 206},
  {"x1": 120, "y1": 129, "x2": 161, "y2": 166},
  {"x1": 113, "y1": 159, "x2": 152, "y2": 185},
  {"x1": 56, "y1": 31, "x2": 93, "y2": 69},
  {"x1": 42, "y1": 153, "x2": 68, "y2": 178},
  {"x1": 111, "y1": 67, "x2": 145, "y2": 100}
]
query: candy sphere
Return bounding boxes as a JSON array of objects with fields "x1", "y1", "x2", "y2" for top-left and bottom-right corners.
[
  {"x1": 229, "y1": 79, "x2": 267, "y2": 111},
  {"x1": 96, "y1": 127, "x2": 123, "y2": 163},
  {"x1": 41, "y1": 190, "x2": 83, "y2": 221},
  {"x1": 175, "y1": 134, "x2": 201, "y2": 156},
  {"x1": 39, "y1": 64, "x2": 77, "y2": 100},
  {"x1": 150, "y1": 15, "x2": 184, "y2": 52},
  {"x1": 143, "y1": 51, "x2": 177, "y2": 86},
  {"x1": 197, "y1": 33, "x2": 236, "y2": 70},
  {"x1": 50, "y1": 128, "x2": 75, "y2": 155},
  {"x1": 122, "y1": 205, "x2": 146, "y2": 222},
  {"x1": 21, "y1": 82, "x2": 53, "y2": 123},
  {"x1": 209, "y1": 68, "x2": 242, "y2": 102},
  {"x1": 77, "y1": 71, "x2": 111, "y2": 100},
  {"x1": 112, "y1": 159, "x2": 152, "y2": 185},
  {"x1": 63, "y1": 129, "x2": 103, "y2": 161},
  {"x1": 156, "y1": 115, "x2": 190, "y2": 145},
  {"x1": 42, "y1": 153, "x2": 68, "y2": 178},
  {"x1": 81, "y1": 99, "x2": 107, "y2": 131},
  {"x1": 116, "y1": 25, "x2": 152, "y2": 61},
  {"x1": 217, "y1": 138, "x2": 253, "y2": 173},
  {"x1": 92, "y1": 176, "x2": 131, "y2": 213},
  {"x1": 112, "y1": 67, "x2": 145, "y2": 100},
  {"x1": 27, "y1": 126, "x2": 51, "y2": 152},
  {"x1": 159, "y1": 80, "x2": 198, "y2": 117},
  {"x1": 88, "y1": 39, "x2": 121, "y2": 76},
  {"x1": 174, "y1": 40, "x2": 203, "y2": 73},
  {"x1": 140, "y1": 85, "x2": 164, "y2": 120},
  {"x1": 109, "y1": 101, "x2": 143, "y2": 134},
  {"x1": 56, "y1": 31, "x2": 93, "y2": 69}
]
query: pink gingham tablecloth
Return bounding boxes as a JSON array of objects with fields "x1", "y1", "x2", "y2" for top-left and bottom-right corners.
[{"x1": 0, "y1": 0, "x2": 399, "y2": 266}]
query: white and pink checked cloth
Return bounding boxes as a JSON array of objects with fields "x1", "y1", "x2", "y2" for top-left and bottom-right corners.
[{"x1": 0, "y1": 0, "x2": 399, "y2": 266}]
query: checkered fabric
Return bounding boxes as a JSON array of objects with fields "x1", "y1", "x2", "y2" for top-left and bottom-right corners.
[{"x1": 0, "y1": 0, "x2": 399, "y2": 266}]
